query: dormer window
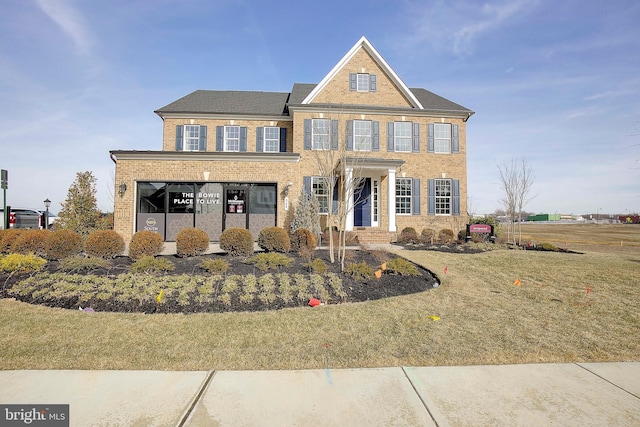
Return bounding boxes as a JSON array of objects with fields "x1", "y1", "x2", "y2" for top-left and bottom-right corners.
[{"x1": 350, "y1": 73, "x2": 377, "y2": 92}]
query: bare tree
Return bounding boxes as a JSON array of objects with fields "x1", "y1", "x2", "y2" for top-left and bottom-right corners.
[{"x1": 497, "y1": 158, "x2": 535, "y2": 245}]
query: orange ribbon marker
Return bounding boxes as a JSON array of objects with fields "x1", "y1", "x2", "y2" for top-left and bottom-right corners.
[{"x1": 514, "y1": 279, "x2": 521, "y2": 286}]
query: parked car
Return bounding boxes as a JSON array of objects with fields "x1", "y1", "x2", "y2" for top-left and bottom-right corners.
[{"x1": 0, "y1": 208, "x2": 43, "y2": 229}]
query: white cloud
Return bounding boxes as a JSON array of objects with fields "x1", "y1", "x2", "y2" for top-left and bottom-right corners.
[{"x1": 35, "y1": 0, "x2": 92, "y2": 55}]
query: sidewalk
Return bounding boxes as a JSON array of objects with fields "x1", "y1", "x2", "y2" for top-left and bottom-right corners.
[{"x1": 1, "y1": 363, "x2": 638, "y2": 426}]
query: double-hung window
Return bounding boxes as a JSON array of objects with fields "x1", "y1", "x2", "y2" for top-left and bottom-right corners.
[
  {"x1": 434, "y1": 123, "x2": 452, "y2": 153},
  {"x1": 357, "y1": 74, "x2": 370, "y2": 91},
  {"x1": 435, "y1": 179, "x2": 452, "y2": 215},
  {"x1": 311, "y1": 177, "x2": 329, "y2": 214},
  {"x1": 395, "y1": 178, "x2": 412, "y2": 214},
  {"x1": 224, "y1": 126, "x2": 240, "y2": 152},
  {"x1": 183, "y1": 125, "x2": 200, "y2": 151},
  {"x1": 394, "y1": 122, "x2": 412, "y2": 152},
  {"x1": 263, "y1": 127, "x2": 279, "y2": 152},
  {"x1": 353, "y1": 120, "x2": 371, "y2": 151},
  {"x1": 312, "y1": 119, "x2": 330, "y2": 150}
]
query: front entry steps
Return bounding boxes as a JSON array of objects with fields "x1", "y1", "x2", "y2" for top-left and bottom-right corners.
[{"x1": 353, "y1": 229, "x2": 398, "y2": 246}]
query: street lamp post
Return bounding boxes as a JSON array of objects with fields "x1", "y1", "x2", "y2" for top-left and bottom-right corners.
[{"x1": 44, "y1": 198, "x2": 51, "y2": 230}]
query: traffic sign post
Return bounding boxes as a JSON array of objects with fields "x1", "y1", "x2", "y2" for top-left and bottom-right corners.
[{"x1": 1, "y1": 169, "x2": 7, "y2": 229}]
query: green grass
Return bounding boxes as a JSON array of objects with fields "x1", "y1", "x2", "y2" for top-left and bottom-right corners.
[{"x1": 1, "y1": 239, "x2": 638, "y2": 370}]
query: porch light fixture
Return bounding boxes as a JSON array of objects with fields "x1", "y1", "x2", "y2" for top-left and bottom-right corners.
[{"x1": 118, "y1": 182, "x2": 127, "y2": 197}]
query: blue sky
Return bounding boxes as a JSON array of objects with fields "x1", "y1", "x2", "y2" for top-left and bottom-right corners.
[{"x1": 1, "y1": 0, "x2": 639, "y2": 216}]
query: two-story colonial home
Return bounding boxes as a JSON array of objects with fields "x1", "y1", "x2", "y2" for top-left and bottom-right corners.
[{"x1": 110, "y1": 36, "x2": 474, "y2": 245}]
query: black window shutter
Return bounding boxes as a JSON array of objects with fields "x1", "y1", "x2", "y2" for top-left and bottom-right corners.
[
  {"x1": 412, "y1": 122, "x2": 420, "y2": 153},
  {"x1": 331, "y1": 120, "x2": 339, "y2": 150},
  {"x1": 349, "y1": 73, "x2": 357, "y2": 91},
  {"x1": 198, "y1": 126, "x2": 207, "y2": 151},
  {"x1": 240, "y1": 127, "x2": 247, "y2": 152},
  {"x1": 256, "y1": 127, "x2": 264, "y2": 152},
  {"x1": 279, "y1": 128, "x2": 287, "y2": 152},
  {"x1": 387, "y1": 122, "x2": 394, "y2": 152},
  {"x1": 427, "y1": 179, "x2": 435, "y2": 215},
  {"x1": 216, "y1": 126, "x2": 223, "y2": 151},
  {"x1": 412, "y1": 178, "x2": 421, "y2": 215},
  {"x1": 452, "y1": 179, "x2": 460, "y2": 215},
  {"x1": 372, "y1": 121, "x2": 379, "y2": 151},
  {"x1": 369, "y1": 74, "x2": 377, "y2": 91},
  {"x1": 427, "y1": 124, "x2": 434, "y2": 153},
  {"x1": 346, "y1": 120, "x2": 353, "y2": 151},
  {"x1": 452, "y1": 124, "x2": 459, "y2": 153},
  {"x1": 175, "y1": 125, "x2": 183, "y2": 151},
  {"x1": 303, "y1": 119, "x2": 311, "y2": 150}
]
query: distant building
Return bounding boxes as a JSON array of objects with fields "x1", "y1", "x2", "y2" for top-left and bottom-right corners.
[{"x1": 527, "y1": 214, "x2": 561, "y2": 222}]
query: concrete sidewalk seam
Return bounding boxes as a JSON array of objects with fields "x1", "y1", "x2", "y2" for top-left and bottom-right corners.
[
  {"x1": 176, "y1": 370, "x2": 216, "y2": 427},
  {"x1": 575, "y1": 363, "x2": 640, "y2": 400},
  {"x1": 401, "y1": 366, "x2": 440, "y2": 427}
]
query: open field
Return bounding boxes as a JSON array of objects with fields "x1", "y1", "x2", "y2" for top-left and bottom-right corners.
[{"x1": 0, "y1": 223, "x2": 638, "y2": 370}]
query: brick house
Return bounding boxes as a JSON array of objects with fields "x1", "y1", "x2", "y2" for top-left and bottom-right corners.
[{"x1": 110, "y1": 36, "x2": 474, "y2": 244}]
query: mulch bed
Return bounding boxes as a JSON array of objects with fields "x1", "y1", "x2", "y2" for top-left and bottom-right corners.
[{"x1": 1, "y1": 249, "x2": 439, "y2": 314}]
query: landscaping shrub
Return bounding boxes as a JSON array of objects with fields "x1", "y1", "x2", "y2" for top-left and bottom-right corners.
[
  {"x1": 421, "y1": 228, "x2": 436, "y2": 244},
  {"x1": 0, "y1": 253, "x2": 47, "y2": 273},
  {"x1": 130, "y1": 255, "x2": 175, "y2": 273},
  {"x1": 219, "y1": 228, "x2": 253, "y2": 257},
  {"x1": 344, "y1": 261, "x2": 375, "y2": 281},
  {"x1": 0, "y1": 229, "x2": 24, "y2": 254},
  {"x1": 258, "y1": 227, "x2": 291, "y2": 253},
  {"x1": 398, "y1": 227, "x2": 420, "y2": 244},
  {"x1": 45, "y1": 229, "x2": 83, "y2": 260},
  {"x1": 538, "y1": 242, "x2": 560, "y2": 252},
  {"x1": 386, "y1": 257, "x2": 420, "y2": 276},
  {"x1": 128, "y1": 231, "x2": 164, "y2": 260},
  {"x1": 245, "y1": 252, "x2": 293, "y2": 271},
  {"x1": 58, "y1": 255, "x2": 111, "y2": 272},
  {"x1": 304, "y1": 258, "x2": 328, "y2": 274},
  {"x1": 176, "y1": 228, "x2": 210, "y2": 257},
  {"x1": 290, "y1": 228, "x2": 317, "y2": 253},
  {"x1": 437, "y1": 228, "x2": 455, "y2": 244},
  {"x1": 85, "y1": 230, "x2": 125, "y2": 258},
  {"x1": 199, "y1": 258, "x2": 230, "y2": 274},
  {"x1": 11, "y1": 229, "x2": 50, "y2": 257}
]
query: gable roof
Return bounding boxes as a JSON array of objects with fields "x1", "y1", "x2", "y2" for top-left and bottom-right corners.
[
  {"x1": 155, "y1": 90, "x2": 290, "y2": 117},
  {"x1": 301, "y1": 36, "x2": 424, "y2": 109}
]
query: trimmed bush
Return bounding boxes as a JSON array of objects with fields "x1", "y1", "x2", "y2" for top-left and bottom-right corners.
[
  {"x1": 0, "y1": 229, "x2": 24, "y2": 254},
  {"x1": 304, "y1": 258, "x2": 328, "y2": 274},
  {"x1": 290, "y1": 228, "x2": 317, "y2": 253},
  {"x1": 344, "y1": 261, "x2": 375, "y2": 281},
  {"x1": 45, "y1": 229, "x2": 83, "y2": 260},
  {"x1": 386, "y1": 257, "x2": 420, "y2": 276},
  {"x1": 85, "y1": 230, "x2": 125, "y2": 258},
  {"x1": 130, "y1": 255, "x2": 175, "y2": 273},
  {"x1": 0, "y1": 253, "x2": 47, "y2": 272},
  {"x1": 437, "y1": 228, "x2": 455, "y2": 244},
  {"x1": 11, "y1": 229, "x2": 50, "y2": 257},
  {"x1": 258, "y1": 227, "x2": 291, "y2": 253},
  {"x1": 421, "y1": 228, "x2": 435, "y2": 244},
  {"x1": 176, "y1": 228, "x2": 210, "y2": 257},
  {"x1": 199, "y1": 258, "x2": 230, "y2": 274},
  {"x1": 398, "y1": 227, "x2": 420, "y2": 244},
  {"x1": 219, "y1": 228, "x2": 253, "y2": 257},
  {"x1": 245, "y1": 252, "x2": 293, "y2": 271},
  {"x1": 128, "y1": 231, "x2": 164, "y2": 260}
]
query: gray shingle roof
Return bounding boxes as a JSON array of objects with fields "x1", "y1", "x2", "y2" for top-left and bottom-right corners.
[
  {"x1": 155, "y1": 90, "x2": 290, "y2": 116},
  {"x1": 155, "y1": 86, "x2": 473, "y2": 117}
]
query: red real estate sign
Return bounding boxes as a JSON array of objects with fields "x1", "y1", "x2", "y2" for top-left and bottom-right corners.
[{"x1": 469, "y1": 224, "x2": 492, "y2": 233}]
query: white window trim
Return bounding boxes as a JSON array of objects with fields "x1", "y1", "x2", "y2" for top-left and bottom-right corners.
[
  {"x1": 183, "y1": 125, "x2": 200, "y2": 152},
  {"x1": 312, "y1": 119, "x2": 330, "y2": 151},
  {"x1": 263, "y1": 126, "x2": 279, "y2": 153},
  {"x1": 395, "y1": 177, "x2": 412, "y2": 215},
  {"x1": 224, "y1": 125, "x2": 240, "y2": 152},
  {"x1": 353, "y1": 120, "x2": 371, "y2": 151},
  {"x1": 394, "y1": 122, "x2": 412, "y2": 153},
  {"x1": 435, "y1": 178, "x2": 452, "y2": 215},
  {"x1": 434, "y1": 123, "x2": 452, "y2": 154},
  {"x1": 356, "y1": 73, "x2": 370, "y2": 92},
  {"x1": 311, "y1": 176, "x2": 329, "y2": 214}
]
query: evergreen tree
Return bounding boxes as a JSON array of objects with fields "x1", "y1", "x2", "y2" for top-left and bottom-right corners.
[
  {"x1": 56, "y1": 171, "x2": 102, "y2": 236},
  {"x1": 290, "y1": 189, "x2": 320, "y2": 236}
]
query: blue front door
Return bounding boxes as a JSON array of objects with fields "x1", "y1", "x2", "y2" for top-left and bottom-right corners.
[{"x1": 354, "y1": 178, "x2": 371, "y2": 227}]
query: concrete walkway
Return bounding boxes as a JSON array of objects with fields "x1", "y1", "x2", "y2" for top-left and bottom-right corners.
[{"x1": 1, "y1": 363, "x2": 638, "y2": 426}]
